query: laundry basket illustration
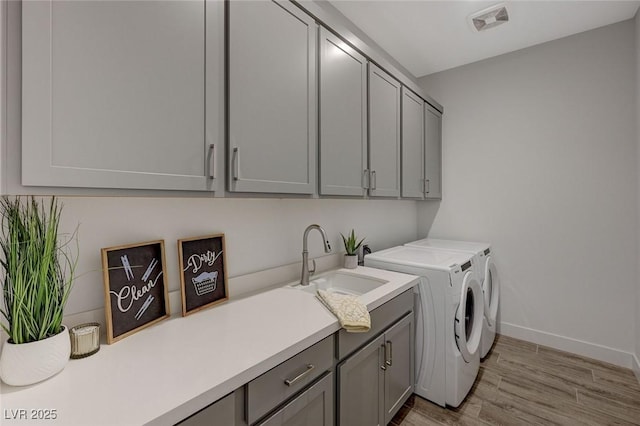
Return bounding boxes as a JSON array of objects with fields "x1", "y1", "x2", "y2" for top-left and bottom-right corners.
[{"x1": 192, "y1": 271, "x2": 218, "y2": 296}]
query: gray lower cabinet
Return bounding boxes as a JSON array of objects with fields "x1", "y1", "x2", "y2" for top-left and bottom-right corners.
[
  {"x1": 424, "y1": 103, "x2": 443, "y2": 200},
  {"x1": 258, "y1": 372, "x2": 333, "y2": 426},
  {"x1": 228, "y1": 0, "x2": 317, "y2": 194},
  {"x1": 21, "y1": 0, "x2": 223, "y2": 191},
  {"x1": 382, "y1": 313, "x2": 414, "y2": 424},
  {"x1": 177, "y1": 390, "x2": 239, "y2": 426},
  {"x1": 368, "y1": 63, "x2": 401, "y2": 198},
  {"x1": 177, "y1": 291, "x2": 415, "y2": 426},
  {"x1": 247, "y1": 336, "x2": 334, "y2": 425},
  {"x1": 337, "y1": 297, "x2": 414, "y2": 426},
  {"x1": 401, "y1": 87, "x2": 425, "y2": 199},
  {"x1": 338, "y1": 334, "x2": 386, "y2": 426},
  {"x1": 319, "y1": 27, "x2": 368, "y2": 197}
]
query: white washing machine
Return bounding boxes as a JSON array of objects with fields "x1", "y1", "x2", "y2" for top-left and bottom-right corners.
[
  {"x1": 405, "y1": 238, "x2": 499, "y2": 359},
  {"x1": 365, "y1": 246, "x2": 484, "y2": 408}
]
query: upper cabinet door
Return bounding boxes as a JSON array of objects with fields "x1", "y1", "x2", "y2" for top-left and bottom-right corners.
[
  {"x1": 401, "y1": 88, "x2": 425, "y2": 199},
  {"x1": 22, "y1": 0, "x2": 222, "y2": 191},
  {"x1": 228, "y1": 0, "x2": 317, "y2": 194},
  {"x1": 318, "y1": 28, "x2": 367, "y2": 197},
  {"x1": 424, "y1": 103, "x2": 442, "y2": 200},
  {"x1": 368, "y1": 64, "x2": 401, "y2": 198}
]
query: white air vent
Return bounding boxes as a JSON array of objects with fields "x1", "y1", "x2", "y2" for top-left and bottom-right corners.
[{"x1": 468, "y1": 3, "x2": 509, "y2": 32}]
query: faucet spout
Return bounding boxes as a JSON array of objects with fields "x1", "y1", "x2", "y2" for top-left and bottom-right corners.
[{"x1": 300, "y1": 224, "x2": 331, "y2": 286}]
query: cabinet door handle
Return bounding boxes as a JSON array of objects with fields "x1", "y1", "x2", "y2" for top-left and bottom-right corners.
[
  {"x1": 385, "y1": 341, "x2": 393, "y2": 366},
  {"x1": 232, "y1": 147, "x2": 240, "y2": 181},
  {"x1": 380, "y1": 345, "x2": 387, "y2": 370},
  {"x1": 284, "y1": 364, "x2": 315, "y2": 386},
  {"x1": 425, "y1": 179, "x2": 430, "y2": 195},
  {"x1": 371, "y1": 170, "x2": 377, "y2": 190},
  {"x1": 208, "y1": 144, "x2": 216, "y2": 179},
  {"x1": 363, "y1": 169, "x2": 370, "y2": 189}
]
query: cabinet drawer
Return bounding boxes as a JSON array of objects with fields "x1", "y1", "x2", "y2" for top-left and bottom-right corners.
[
  {"x1": 336, "y1": 289, "x2": 413, "y2": 360},
  {"x1": 247, "y1": 336, "x2": 334, "y2": 424},
  {"x1": 257, "y1": 372, "x2": 333, "y2": 426},
  {"x1": 178, "y1": 391, "x2": 236, "y2": 426}
]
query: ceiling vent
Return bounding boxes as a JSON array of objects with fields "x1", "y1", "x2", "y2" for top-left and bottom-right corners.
[{"x1": 468, "y1": 3, "x2": 509, "y2": 32}]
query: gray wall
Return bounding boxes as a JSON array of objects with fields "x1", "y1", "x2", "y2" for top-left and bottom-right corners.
[{"x1": 419, "y1": 20, "x2": 637, "y2": 366}]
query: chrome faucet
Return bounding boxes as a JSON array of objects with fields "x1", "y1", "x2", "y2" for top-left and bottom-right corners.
[{"x1": 300, "y1": 224, "x2": 332, "y2": 286}]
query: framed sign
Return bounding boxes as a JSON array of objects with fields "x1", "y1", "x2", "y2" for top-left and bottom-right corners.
[
  {"x1": 101, "y1": 240, "x2": 170, "y2": 344},
  {"x1": 178, "y1": 234, "x2": 228, "y2": 316}
]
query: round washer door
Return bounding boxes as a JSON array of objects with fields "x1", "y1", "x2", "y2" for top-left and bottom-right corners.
[
  {"x1": 454, "y1": 271, "x2": 484, "y2": 363},
  {"x1": 483, "y1": 255, "x2": 499, "y2": 327}
]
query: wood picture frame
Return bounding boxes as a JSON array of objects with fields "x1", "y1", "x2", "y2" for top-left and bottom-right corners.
[
  {"x1": 178, "y1": 234, "x2": 228, "y2": 316},
  {"x1": 101, "y1": 240, "x2": 170, "y2": 344}
]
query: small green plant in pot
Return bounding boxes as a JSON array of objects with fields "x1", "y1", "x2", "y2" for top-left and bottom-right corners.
[
  {"x1": 341, "y1": 229, "x2": 364, "y2": 269},
  {"x1": 0, "y1": 196, "x2": 78, "y2": 386}
]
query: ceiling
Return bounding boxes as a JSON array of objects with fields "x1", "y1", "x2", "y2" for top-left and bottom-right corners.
[{"x1": 328, "y1": 1, "x2": 640, "y2": 78}]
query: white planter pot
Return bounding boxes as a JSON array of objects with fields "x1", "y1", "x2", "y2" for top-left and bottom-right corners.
[
  {"x1": 0, "y1": 326, "x2": 70, "y2": 386},
  {"x1": 344, "y1": 254, "x2": 358, "y2": 269}
]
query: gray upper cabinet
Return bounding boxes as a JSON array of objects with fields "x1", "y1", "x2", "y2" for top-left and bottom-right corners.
[
  {"x1": 21, "y1": 0, "x2": 223, "y2": 191},
  {"x1": 368, "y1": 63, "x2": 401, "y2": 198},
  {"x1": 319, "y1": 28, "x2": 368, "y2": 197},
  {"x1": 424, "y1": 103, "x2": 443, "y2": 199},
  {"x1": 228, "y1": 0, "x2": 317, "y2": 194},
  {"x1": 401, "y1": 88, "x2": 425, "y2": 199}
]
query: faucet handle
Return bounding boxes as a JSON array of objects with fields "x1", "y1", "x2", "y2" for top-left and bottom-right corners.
[{"x1": 308, "y1": 258, "x2": 316, "y2": 276}]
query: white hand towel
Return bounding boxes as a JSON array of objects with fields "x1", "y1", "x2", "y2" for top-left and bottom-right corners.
[{"x1": 316, "y1": 289, "x2": 371, "y2": 333}]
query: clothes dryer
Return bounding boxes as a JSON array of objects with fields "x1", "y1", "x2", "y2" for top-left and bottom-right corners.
[
  {"x1": 405, "y1": 238, "x2": 499, "y2": 359},
  {"x1": 365, "y1": 246, "x2": 483, "y2": 407}
]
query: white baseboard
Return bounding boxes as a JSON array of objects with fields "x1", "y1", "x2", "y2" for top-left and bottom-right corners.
[
  {"x1": 500, "y1": 322, "x2": 634, "y2": 369},
  {"x1": 633, "y1": 354, "x2": 640, "y2": 384}
]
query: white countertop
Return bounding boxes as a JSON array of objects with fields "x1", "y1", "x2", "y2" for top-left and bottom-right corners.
[{"x1": 0, "y1": 266, "x2": 419, "y2": 426}]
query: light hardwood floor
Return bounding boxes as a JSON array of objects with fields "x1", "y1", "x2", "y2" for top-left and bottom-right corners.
[{"x1": 390, "y1": 334, "x2": 640, "y2": 425}]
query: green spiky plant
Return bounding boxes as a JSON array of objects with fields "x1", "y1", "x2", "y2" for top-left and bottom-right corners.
[
  {"x1": 341, "y1": 229, "x2": 365, "y2": 256},
  {"x1": 0, "y1": 196, "x2": 77, "y2": 344}
]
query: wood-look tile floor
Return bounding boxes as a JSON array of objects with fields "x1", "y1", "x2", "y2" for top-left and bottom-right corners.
[{"x1": 390, "y1": 334, "x2": 640, "y2": 425}]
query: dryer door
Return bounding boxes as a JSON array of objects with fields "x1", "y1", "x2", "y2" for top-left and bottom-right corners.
[
  {"x1": 454, "y1": 272, "x2": 484, "y2": 363},
  {"x1": 483, "y1": 255, "x2": 499, "y2": 327}
]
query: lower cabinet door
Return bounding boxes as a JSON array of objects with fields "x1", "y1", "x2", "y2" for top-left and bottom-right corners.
[
  {"x1": 258, "y1": 372, "x2": 333, "y2": 426},
  {"x1": 338, "y1": 335, "x2": 385, "y2": 426},
  {"x1": 384, "y1": 313, "x2": 415, "y2": 425}
]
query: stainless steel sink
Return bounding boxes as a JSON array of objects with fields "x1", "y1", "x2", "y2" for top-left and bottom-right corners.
[{"x1": 289, "y1": 271, "x2": 388, "y2": 296}]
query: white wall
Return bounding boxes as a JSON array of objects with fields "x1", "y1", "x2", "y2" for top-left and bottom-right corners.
[
  {"x1": 419, "y1": 20, "x2": 637, "y2": 366},
  {"x1": 55, "y1": 197, "x2": 417, "y2": 315},
  {"x1": 635, "y1": 10, "x2": 640, "y2": 378},
  {"x1": 0, "y1": 0, "x2": 5, "y2": 194}
]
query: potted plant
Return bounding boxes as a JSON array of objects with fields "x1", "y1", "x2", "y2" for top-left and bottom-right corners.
[
  {"x1": 0, "y1": 196, "x2": 78, "y2": 386},
  {"x1": 341, "y1": 229, "x2": 364, "y2": 269}
]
